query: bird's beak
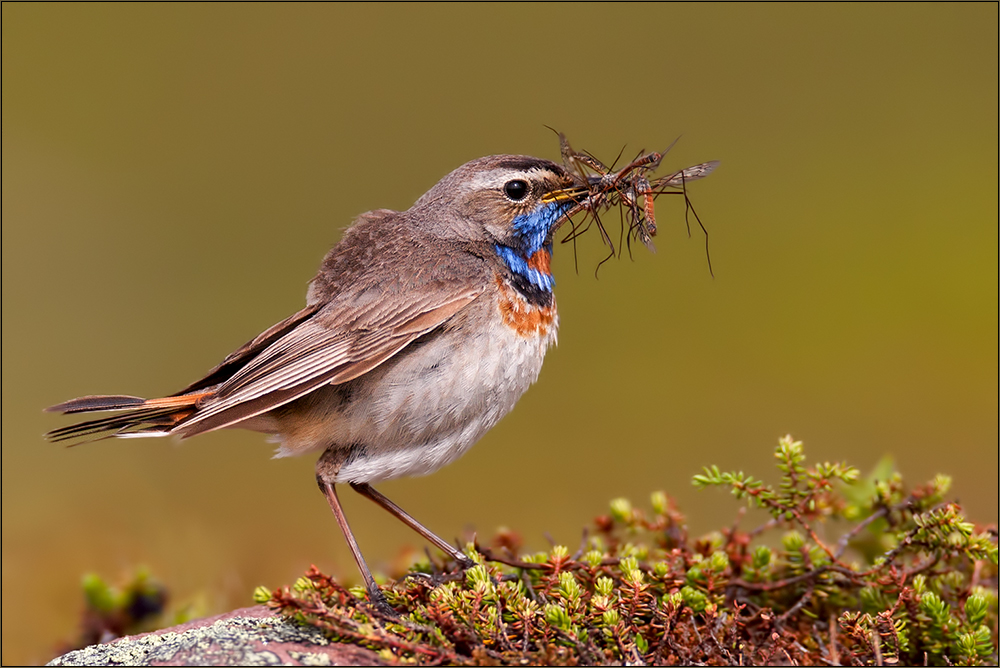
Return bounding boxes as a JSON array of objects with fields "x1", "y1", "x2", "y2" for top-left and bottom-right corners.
[{"x1": 541, "y1": 184, "x2": 590, "y2": 205}]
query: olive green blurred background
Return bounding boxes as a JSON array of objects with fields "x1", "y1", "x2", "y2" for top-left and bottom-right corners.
[{"x1": 3, "y1": 4, "x2": 997, "y2": 663}]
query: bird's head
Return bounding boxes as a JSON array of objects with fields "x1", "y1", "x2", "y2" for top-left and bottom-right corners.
[
  {"x1": 409, "y1": 155, "x2": 589, "y2": 295},
  {"x1": 410, "y1": 155, "x2": 586, "y2": 252}
]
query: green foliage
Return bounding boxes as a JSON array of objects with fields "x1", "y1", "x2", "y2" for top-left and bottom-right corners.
[
  {"x1": 63, "y1": 567, "x2": 202, "y2": 655},
  {"x1": 692, "y1": 435, "x2": 859, "y2": 522},
  {"x1": 266, "y1": 436, "x2": 998, "y2": 666}
]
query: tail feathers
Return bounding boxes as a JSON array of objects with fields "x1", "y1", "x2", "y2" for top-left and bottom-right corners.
[
  {"x1": 46, "y1": 395, "x2": 147, "y2": 414},
  {"x1": 45, "y1": 393, "x2": 210, "y2": 444}
]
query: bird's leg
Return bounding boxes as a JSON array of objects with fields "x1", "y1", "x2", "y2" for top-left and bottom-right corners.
[
  {"x1": 318, "y1": 481, "x2": 397, "y2": 617},
  {"x1": 350, "y1": 482, "x2": 477, "y2": 570}
]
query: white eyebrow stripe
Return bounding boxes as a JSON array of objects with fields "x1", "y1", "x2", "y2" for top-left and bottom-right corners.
[{"x1": 463, "y1": 167, "x2": 553, "y2": 192}]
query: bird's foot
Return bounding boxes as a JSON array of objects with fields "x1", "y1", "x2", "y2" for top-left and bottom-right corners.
[
  {"x1": 366, "y1": 586, "x2": 400, "y2": 619},
  {"x1": 455, "y1": 553, "x2": 478, "y2": 571}
]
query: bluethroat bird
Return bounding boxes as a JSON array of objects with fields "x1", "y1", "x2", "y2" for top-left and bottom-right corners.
[{"x1": 47, "y1": 148, "x2": 717, "y2": 614}]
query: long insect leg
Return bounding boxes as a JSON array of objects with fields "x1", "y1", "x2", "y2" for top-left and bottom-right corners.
[
  {"x1": 683, "y1": 185, "x2": 714, "y2": 277},
  {"x1": 606, "y1": 144, "x2": 629, "y2": 173}
]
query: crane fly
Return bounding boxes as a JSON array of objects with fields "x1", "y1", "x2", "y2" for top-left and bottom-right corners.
[{"x1": 542, "y1": 131, "x2": 719, "y2": 274}]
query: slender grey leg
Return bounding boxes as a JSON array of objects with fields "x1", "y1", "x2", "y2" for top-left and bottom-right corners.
[
  {"x1": 319, "y1": 481, "x2": 397, "y2": 616},
  {"x1": 350, "y1": 482, "x2": 476, "y2": 568}
]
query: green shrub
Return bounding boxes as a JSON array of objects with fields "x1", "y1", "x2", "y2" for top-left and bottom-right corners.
[{"x1": 266, "y1": 436, "x2": 998, "y2": 666}]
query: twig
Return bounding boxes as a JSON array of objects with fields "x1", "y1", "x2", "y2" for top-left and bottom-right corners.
[
  {"x1": 834, "y1": 506, "x2": 889, "y2": 559},
  {"x1": 829, "y1": 612, "x2": 840, "y2": 666},
  {"x1": 778, "y1": 585, "x2": 815, "y2": 626},
  {"x1": 872, "y1": 627, "x2": 884, "y2": 666}
]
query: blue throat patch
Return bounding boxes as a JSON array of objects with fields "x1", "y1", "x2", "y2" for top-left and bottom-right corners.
[
  {"x1": 495, "y1": 245, "x2": 554, "y2": 292},
  {"x1": 495, "y1": 202, "x2": 570, "y2": 293}
]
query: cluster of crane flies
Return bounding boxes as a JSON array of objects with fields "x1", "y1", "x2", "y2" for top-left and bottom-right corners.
[{"x1": 546, "y1": 130, "x2": 719, "y2": 275}]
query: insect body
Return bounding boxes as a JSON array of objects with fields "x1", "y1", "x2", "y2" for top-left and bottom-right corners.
[{"x1": 544, "y1": 132, "x2": 719, "y2": 269}]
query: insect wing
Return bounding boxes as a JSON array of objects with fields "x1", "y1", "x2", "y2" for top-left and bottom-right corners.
[{"x1": 656, "y1": 160, "x2": 720, "y2": 188}]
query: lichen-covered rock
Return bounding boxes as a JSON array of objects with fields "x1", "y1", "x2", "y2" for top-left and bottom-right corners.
[{"x1": 47, "y1": 606, "x2": 386, "y2": 666}]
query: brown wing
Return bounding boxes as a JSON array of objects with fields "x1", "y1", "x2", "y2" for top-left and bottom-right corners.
[
  {"x1": 173, "y1": 304, "x2": 322, "y2": 396},
  {"x1": 173, "y1": 288, "x2": 479, "y2": 438},
  {"x1": 47, "y1": 289, "x2": 479, "y2": 444},
  {"x1": 47, "y1": 208, "x2": 488, "y2": 443}
]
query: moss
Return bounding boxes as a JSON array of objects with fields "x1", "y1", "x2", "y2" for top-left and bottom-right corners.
[{"x1": 265, "y1": 436, "x2": 998, "y2": 666}]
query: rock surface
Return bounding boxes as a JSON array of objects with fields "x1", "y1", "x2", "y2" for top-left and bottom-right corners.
[{"x1": 47, "y1": 605, "x2": 386, "y2": 666}]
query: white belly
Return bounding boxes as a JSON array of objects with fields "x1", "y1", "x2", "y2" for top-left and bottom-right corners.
[{"x1": 267, "y1": 292, "x2": 558, "y2": 483}]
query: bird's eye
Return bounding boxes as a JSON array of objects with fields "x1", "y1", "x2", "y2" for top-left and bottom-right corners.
[{"x1": 503, "y1": 179, "x2": 530, "y2": 202}]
